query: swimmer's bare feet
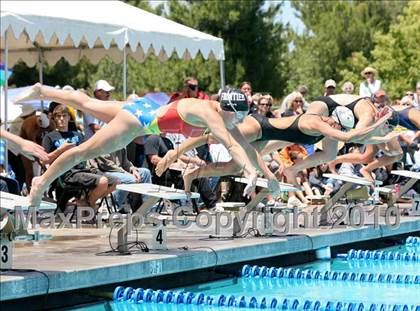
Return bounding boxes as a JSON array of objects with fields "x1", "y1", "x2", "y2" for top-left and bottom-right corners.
[
  {"x1": 13, "y1": 83, "x2": 42, "y2": 104},
  {"x1": 29, "y1": 176, "x2": 45, "y2": 207},
  {"x1": 359, "y1": 167, "x2": 374, "y2": 182},
  {"x1": 243, "y1": 172, "x2": 258, "y2": 198},
  {"x1": 182, "y1": 166, "x2": 200, "y2": 196},
  {"x1": 156, "y1": 149, "x2": 178, "y2": 177}
]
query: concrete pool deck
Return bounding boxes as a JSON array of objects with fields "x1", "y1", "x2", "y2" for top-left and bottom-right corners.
[{"x1": 0, "y1": 210, "x2": 419, "y2": 301}]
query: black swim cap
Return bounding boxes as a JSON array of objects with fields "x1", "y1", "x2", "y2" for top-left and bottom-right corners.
[{"x1": 219, "y1": 88, "x2": 249, "y2": 112}]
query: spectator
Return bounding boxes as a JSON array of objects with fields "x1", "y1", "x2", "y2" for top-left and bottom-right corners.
[
  {"x1": 309, "y1": 164, "x2": 336, "y2": 197},
  {"x1": 89, "y1": 147, "x2": 152, "y2": 212},
  {"x1": 240, "y1": 81, "x2": 253, "y2": 106},
  {"x1": 255, "y1": 94, "x2": 275, "y2": 117},
  {"x1": 83, "y1": 80, "x2": 114, "y2": 139},
  {"x1": 9, "y1": 104, "x2": 36, "y2": 136},
  {"x1": 341, "y1": 81, "x2": 354, "y2": 94},
  {"x1": 145, "y1": 133, "x2": 217, "y2": 211},
  {"x1": 169, "y1": 76, "x2": 209, "y2": 102},
  {"x1": 42, "y1": 105, "x2": 117, "y2": 209},
  {"x1": 297, "y1": 85, "x2": 309, "y2": 111},
  {"x1": 0, "y1": 138, "x2": 16, "y2": 193},
  {"x1": 278, "y1": 144, "x2": 311, "y2": 208},
  {"x1": 372, "y1": 89, "x2": 387, "y2": 109},
  {"x1": 278, "y1": 92, "x2": 304, "y2": 117},
  {"x1": 324, "y1": 79, "x2": 336, "y2": 96},
  {"x1": 400, "y1": 95, "x2": 414, "y2": 107},
  {"x1": 359, "y1": 66, "x2": 381, "y2": 97},
  {"x1": 414, "y1": 82, "x2": 420, "y2": 108}
]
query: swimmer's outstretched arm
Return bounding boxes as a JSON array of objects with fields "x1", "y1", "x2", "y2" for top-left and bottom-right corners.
[
  {"x1": 313, "y1": 112, "x2": 391, "y2": 143},
  {"x1": 204, "y1": 112, "x2": 258, "y2": 196},
  {"x1": 229, "y1": 126, "x2": 279, "y2": 193},
  {"x1": 155, "y1": 135, "x2": 209, "y2": 176},
  {"x1": 0, "y1": 129, "x2": 48, "y2": 161}
]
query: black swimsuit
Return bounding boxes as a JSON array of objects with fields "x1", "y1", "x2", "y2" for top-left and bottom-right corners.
[
  {"x1": 315, "y1": 96, "x2": 367, "y2": 123},
  {"x1": 251, "y1": 114, "x2": 324, "y2": 145}
]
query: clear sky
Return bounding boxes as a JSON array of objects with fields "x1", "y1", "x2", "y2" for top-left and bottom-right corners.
[{"x1": 273, "y1": 0, "x2": 305, "y2": 34}]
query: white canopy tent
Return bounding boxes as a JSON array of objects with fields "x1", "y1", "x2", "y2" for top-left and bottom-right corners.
[{"x1": 0, "y1": 0, "x2": 225, "y2": 167}]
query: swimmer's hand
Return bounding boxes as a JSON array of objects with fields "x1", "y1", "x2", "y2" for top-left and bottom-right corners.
[
  {"x1": 9, "y1": 137, "x2": 49, "y2": 162},
  {"x1": 243, "y1": 173, "x2": 258, "y2": 198}
]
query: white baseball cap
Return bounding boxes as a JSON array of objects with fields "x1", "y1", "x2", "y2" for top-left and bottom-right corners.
[
  {"x1": 331, "y1": 106, "x2": 355, "y2": 130},
  {"x1": 94, "y1": 80, "x2": 115, "y2": 92},
  {"x1": 325, "y1": 79, "x2": 336, "y2": 88}
]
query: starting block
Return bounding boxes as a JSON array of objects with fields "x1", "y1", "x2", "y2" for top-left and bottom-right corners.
[
  {"x1": 214, "y1": 178, "x2": 299, "y2": 237},
  {"x1": 390, "y1": 170, "x2": 420, "y2": 216},
  {"x1": 0, "y1": 191, "x2": 56, "y2": 268},
  {"x1": 391, "y1": 170, "x2": 420, "y2": 199},
  {"x1": 320, "y1": 174, "x2": 374, "y2": 226},
  {"x1": 115, "y1": 183, "x2": 199, "y2": 251}
]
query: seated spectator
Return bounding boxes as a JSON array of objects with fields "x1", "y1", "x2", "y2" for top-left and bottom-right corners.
[
  {"x1": 169, "y1": 76, "x2": 209, "y2": 103},
  {"x1": 240, "y1": 81, "x2": 254, "y2": 113},
  {"x1": 145, "y1": 133, "x2": 217, "y2": 211},
  {"x1": 19, "y1": 106, "x2": 55, "y2": 190},
  {"x1": 255, "y1": 94, "x2": 275, "y2": 117},
  {"x1": 359, "y1": 67, "x2": 381, "y2": 97},
  {"x1": 278, "y1": 144, "x2": 312, "y2": 208},
  {"x1": 309, "y1": 164, "x2": 336, "y2": 197},
  {"x1": 275, "y1": 92, "x2": 304, "y2": 117},
  {"x1": 83, "y1": 80, "x2": 114, "y2": 139},
  {"x1": 342, "y1": 81, "x2": 354, "y2": 94},
  {"x1": 324, "y1": 79, "x2": 336, "y2": 96},
  {"x1": 284, "y1": 92, "x2": 304, "y2": 117},
  {"x1": 42, "y1": 105, "x2": 117, "y2": 209},
  {"x1": 414, "y1": 82, "x2": 420, "y2": 108},
  {"x1": 297, "y1": 85, "x2": 309, "y2": 111},
  {"x1": 89, "y1": 147, "x2": 152, "y2": 212},
  {"x1": 372, "y1": 89, "x2": 387, "y2": 109},
  {"x1": 0, "y1": 138, "x2": 18, "y2": 194}
]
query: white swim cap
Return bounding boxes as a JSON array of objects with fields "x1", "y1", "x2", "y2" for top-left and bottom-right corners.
[{"x1": 331, "y1": 106, "x2": 355, "y2": 130}]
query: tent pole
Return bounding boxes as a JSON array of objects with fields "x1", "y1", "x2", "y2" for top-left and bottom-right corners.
[
  {"x1": 123, "y1": 45, "x2": 127, "y2": 99},
  {"x1": 219, "y1": 59, "x2": 225, "y2": 89},
  {"x1": 38, "y1": 49, "x2": 44, "y2": 111},
  {"x1": 3, "y1": 29, "x2": 9, "y2": 169}
]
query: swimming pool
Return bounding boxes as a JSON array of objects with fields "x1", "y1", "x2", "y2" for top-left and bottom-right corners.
[{"x1": 74, "y1": 236, "x2": 420, "y2": 310}]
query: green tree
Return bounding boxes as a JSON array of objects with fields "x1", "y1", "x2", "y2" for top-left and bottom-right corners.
[
  {"x1": 100, "y1": 0, "x2": 289, "y2": 97},
  {"x1": 288, "y1": 0, "x2": 407, "y2": 98},
  {"x1": 372, "y1": 1, "x2": 420, "y2": 98},
  {"x1": 165, "y1": 0, "x2": 289, "y2": 97}
]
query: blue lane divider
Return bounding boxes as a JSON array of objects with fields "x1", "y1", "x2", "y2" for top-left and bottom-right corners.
[
  {"x1": 240, "y1": 265, "x2": 420, "y2": 285},
  {"x1": 406, "y1": 236, "x2": 420, "y2": 246},
  {"x1": 337, "y1": 249, "x2": 419, "y2": 262},
  {"x1": 112, "y1": 286, "x2": 418, "y2": 311}
]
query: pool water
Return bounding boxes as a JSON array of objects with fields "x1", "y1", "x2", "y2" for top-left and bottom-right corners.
[{"x1": 72, "y1": 244, "x2": 420, "y2": 310}]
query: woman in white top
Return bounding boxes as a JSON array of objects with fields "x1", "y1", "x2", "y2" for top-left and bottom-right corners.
[{"x1": 359, "y1": 66, "x2": 381, "y2": 97}]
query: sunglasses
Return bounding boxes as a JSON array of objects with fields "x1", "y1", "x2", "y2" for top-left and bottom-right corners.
[
  {"x1": 406, "y1": 93, "x2": 414, "y2": 96},
  {"x1": 365, "y1": 72, "x2": 373, "y2": 75},
  {"x1": 294, "y1": 100, "x2": 303, "y2": 103},
  {"x1": 259, "y1": 103, "x2": 272, "y2": 107},
  {"x1": 188, "y1": 84, "x2": 198, "y2": 91}
]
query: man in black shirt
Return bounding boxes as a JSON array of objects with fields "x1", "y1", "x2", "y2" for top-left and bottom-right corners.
[
  {"x1": 145, "y1": 133, "x2": 217, "y2": 211},
  {"x1": 42, "y1": 105, "x2": 117, "y2": 209}
]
